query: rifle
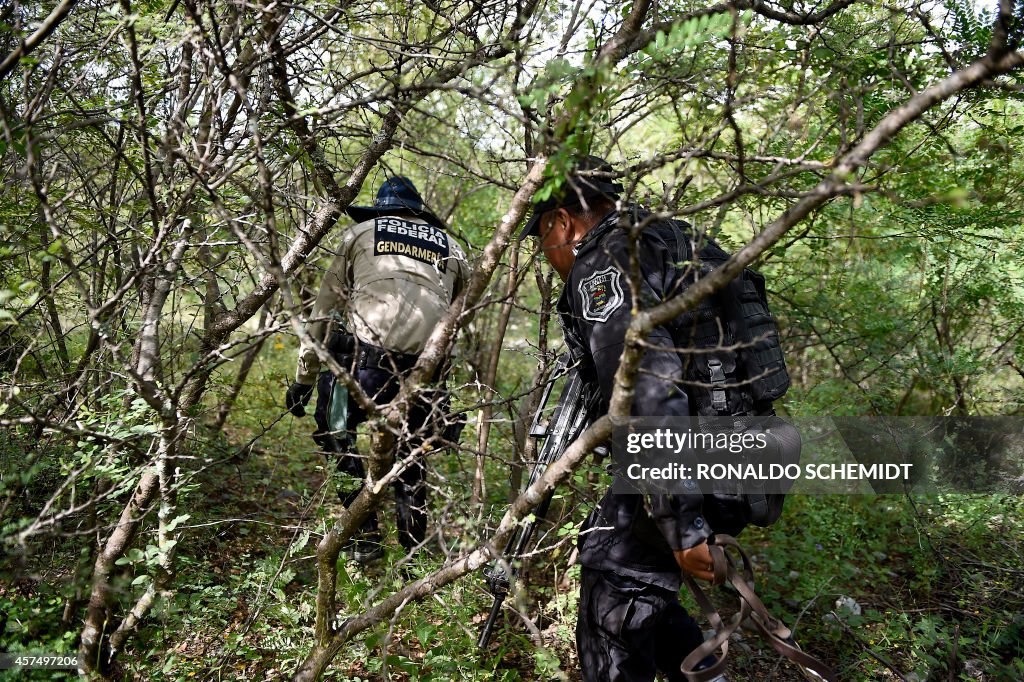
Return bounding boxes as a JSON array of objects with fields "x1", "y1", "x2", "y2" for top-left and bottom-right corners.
[{"x1": 477, "y1": 354, "x2": 599, "y2": 649}]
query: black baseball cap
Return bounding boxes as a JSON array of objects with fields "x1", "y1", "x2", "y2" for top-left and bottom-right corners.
[{"x1": 518, "y1": 155, "x2": 623, "y2": 239}]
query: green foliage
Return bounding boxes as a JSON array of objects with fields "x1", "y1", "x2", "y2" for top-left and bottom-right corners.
[
  {"x1": 636, "y1": 11, "x2": 740, "y2": 66},
  {"x1": 3, "y1": 0, "x2": 1024, "y2": 678},
  {"x1": 741, "y1": 494, "x2": 1024, "y2": 678},
  {"x1": 949, "y1": 0, "x2": 994, "y2": 59}
]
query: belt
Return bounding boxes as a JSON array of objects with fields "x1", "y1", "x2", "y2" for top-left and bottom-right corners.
[
  {"x1": 357, "y1": 342, "x2": 420, "y2": 373},
  {"x1": 330, "y1": 331, "x2": 429, "y2": 376}
]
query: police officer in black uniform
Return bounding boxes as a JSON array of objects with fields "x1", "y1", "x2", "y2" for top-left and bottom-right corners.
[{"x1": 521, "y1": 156, "x2": 738, "y2": 682}]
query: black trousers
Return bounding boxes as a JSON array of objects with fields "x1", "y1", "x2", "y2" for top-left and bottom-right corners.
[
  {"x1": 577, "y1": 567, "x2": 706, "y2": 682},
  {"x1": 313, "y1": 365, "x2": 442, "y2": 551}
]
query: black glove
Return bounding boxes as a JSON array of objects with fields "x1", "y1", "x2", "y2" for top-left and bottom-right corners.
[{"x1": 285, "y1": 382, "x2": 314, "y2": 417}]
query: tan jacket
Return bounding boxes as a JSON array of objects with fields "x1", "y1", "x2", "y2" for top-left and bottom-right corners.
[{"x1": 295, "y1": 215, "x2": 469, "y2": 384}]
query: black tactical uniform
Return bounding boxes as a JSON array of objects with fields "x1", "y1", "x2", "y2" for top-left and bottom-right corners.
[
  {"x1": 563, "y1": 204, "x2": 803, "y2": 680},
  {"x1": 523, "y1": 155, "x2": 796, "y2": 681},
  {"x1": 558, "y1": 209, "x2": 718, "y2": 681},
  {"x1": 561, "y1": 211, "x2": 716, "y2": 571}
]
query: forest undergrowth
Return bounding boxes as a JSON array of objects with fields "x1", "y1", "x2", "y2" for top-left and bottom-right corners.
[{"x1": 3, "y1": 345, "x2": 1023, "y2": 681}]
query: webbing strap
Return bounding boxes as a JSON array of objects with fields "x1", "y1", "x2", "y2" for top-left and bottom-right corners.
[
  {"x1": 679, "y1": 535, "x2": 838, "y2": 682},
  {"x1": 707, "y1": 358, "x2": 729, "y2": 414}
]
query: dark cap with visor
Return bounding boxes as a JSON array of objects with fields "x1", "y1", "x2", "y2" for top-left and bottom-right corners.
[{"x1": 518, "y1": 155, "x2": 623, "y2": 239}]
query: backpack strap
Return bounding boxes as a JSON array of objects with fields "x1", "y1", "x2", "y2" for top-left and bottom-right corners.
[{"x1": 680, "y1": 535, "x2": 838, "y2": 682}]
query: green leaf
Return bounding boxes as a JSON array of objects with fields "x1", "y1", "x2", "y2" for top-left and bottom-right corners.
[
  {"x1": 165, "y1": 514, "x2": 191, "y2": 532},
  {"x1": 544, "y1": 57, "x2": 576, "y2": 81},
  {"x1": 288, "y1": 529, "x2": 311, "y2": 557},
  {"x1": 415, "y1": 623, "x2": 435, "y2": 646},
  {"x1": 533, "y1": 182, "x2": 555, "y2": 203}
]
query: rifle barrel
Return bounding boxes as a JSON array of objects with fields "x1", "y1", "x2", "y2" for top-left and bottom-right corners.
[
  {"x1": 477, "y1": 591, "x2": 507, "y2": 649},
  {"x1": 477, "y1": 355, "x2": 597, "y2": 651}
]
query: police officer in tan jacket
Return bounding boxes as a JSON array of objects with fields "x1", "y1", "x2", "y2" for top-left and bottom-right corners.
[{"x1": 286, "y1": 176, "x2": 468, "y2": 561}]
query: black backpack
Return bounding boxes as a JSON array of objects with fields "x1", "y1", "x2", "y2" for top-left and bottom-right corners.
[
  {"x1": 661, "y1": 222, "x2": 797, "y2": 529},
  {"x1": 661, "y1": 223, "x2": 790, "y2": 417}
]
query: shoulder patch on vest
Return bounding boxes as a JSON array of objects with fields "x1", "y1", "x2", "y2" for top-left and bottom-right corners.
[
  {"x1": 373, "y1": 217, "x2": 450, "y2": 272},
  {"x1": 579, "y1": 266, "x2": 624, "y2": 323}
]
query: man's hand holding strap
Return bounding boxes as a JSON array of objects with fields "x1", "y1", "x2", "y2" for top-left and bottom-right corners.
[
  {"x1": 678, "y1": 535, "x2": 839, "y2": 682},
  {"x1": 674, "y1": 541, "x2": 723, "y2": 584}
]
